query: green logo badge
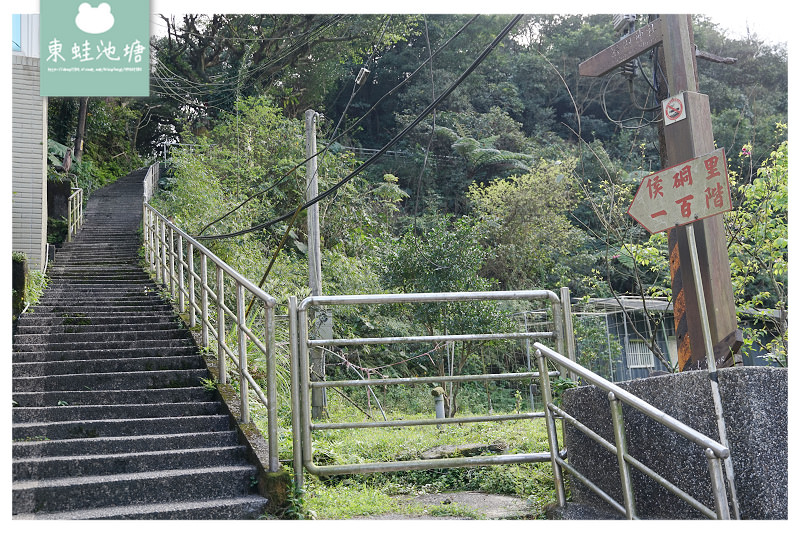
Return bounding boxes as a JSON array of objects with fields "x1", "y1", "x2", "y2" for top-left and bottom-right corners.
[{"x1": 40, "y1": 1, "x2": 150, "y2": 96}]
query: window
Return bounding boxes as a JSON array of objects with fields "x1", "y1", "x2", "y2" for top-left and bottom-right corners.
[
  {"x1": 12, "y1": 14, "x2": 21, "y2": 51},
  {"x1": 626, "y1": 339, "x2": 655, "y2": 368}
]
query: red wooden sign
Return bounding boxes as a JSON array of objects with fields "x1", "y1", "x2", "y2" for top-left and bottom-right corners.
[{"x1": 628, "y1": 148, "x2": 731, "y2": 234}]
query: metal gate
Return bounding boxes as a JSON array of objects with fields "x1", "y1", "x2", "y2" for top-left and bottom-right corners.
[{"x1": 287, "y1": 290, "x2": 572, "y2": 488}]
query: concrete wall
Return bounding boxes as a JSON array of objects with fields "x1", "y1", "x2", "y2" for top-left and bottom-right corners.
[
  {"x1": 560, "y1": 367, "x2": 787, "y2": 519},
  {"x1": 12, "y1": 54, "x2": 48, "y2": 271}
]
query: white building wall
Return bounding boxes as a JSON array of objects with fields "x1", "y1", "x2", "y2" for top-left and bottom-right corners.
[{"x1": 12, "y1": 15, "x2": 48, "y2": 271}]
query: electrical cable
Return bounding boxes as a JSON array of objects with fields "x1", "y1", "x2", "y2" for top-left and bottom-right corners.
[
  {"x1": 195, "y1": 15, "x2": 481, "y2": 236},
  {"x1": 194, "y1": 14, "x2": 524, "y2": 241}
]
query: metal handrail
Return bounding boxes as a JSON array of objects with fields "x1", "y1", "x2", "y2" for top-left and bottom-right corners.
[
  {"x1": 534, "y1": 342, "x2": 732, "y2": 520},
  {"x1": 142, "y1": 200, "x2": 280, "y2": 473},
  {"x1": 67, "y1": 187, "x2": 83, "y2": 242},
  {"x1": 290, "y1": 289, "x2": 568, "y2": 489}
]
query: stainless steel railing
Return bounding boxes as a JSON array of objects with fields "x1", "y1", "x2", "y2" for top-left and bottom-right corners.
[
  {"x1": 289, "y1": 290, "x2": 570, "y2": 488},
  {"x1": 534, "y1": 342, "x2": 732, "y2": 520},
  {"x1": 67, "y1": 187, "x2": 83, "y2": 242},
  {"x1": 142, "y1": 201, "x2": 280, "y2": 473}
]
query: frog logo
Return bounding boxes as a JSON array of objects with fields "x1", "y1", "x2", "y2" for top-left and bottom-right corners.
[{"x1": 74, "y1": 2, "x2": 115, "y2": 35}]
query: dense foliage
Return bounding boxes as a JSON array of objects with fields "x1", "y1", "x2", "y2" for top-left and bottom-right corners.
[{"x1": 46, "y1": 12, "x2": 787, "y2": 429}]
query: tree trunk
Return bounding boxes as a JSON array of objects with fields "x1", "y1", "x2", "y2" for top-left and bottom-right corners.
[{"x1": 74, "y1": 97, "x2": 89, "y2": 163}]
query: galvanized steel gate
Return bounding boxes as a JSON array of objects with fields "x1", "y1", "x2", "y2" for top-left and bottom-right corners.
[{"x1": 287, "y1": 290, "x2": 571, "y2": 486}]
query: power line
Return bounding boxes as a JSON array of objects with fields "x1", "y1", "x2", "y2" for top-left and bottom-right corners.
[
  {"x1": 194, "y1": 15, "x2": 480, "y2": 236},
  {"x1": 194, "y1": 14, "x2": 524, "y2": 241}
]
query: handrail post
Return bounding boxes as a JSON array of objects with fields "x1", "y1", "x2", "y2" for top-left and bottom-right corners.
[
  {"x1": 609, "y1": 391, "x2": 637, "y2": 519},
  {"x1": 160, "y1": 219, "x2": 168, "y2": 284},
  {"x1": 536, "y1": 348, "x2": 567, "y2": 507},
  {"x1": 169, "y1": 227, "x2": 176, "y2": 297},
  {"x1": 236, "y1": 282, "x2": 250, "y2": 424},
  {"x1": 188, "y1": 243, "x2": 196, "y2": 328},
  {"x1": 154, "y1": 217, "x2": 162, "y2": 284},
  {"x1": 217, "y1": 266, "x2": 227, "y2": 384},
  {"x1": 200, "y1": 254, "x2": 209, "y2": 347},
  {"x1": 288, "y1": 296, "x2": 304, "y2": 489},
  {"x1": 560, "y1": 286, "x2": 578, "y2": 381},
  {"x1": 177, "y1": 234, "x2": 185, "y2": 313},
  {"x1": 551, "y1": 296, "x2": 568, "y2": 381},
  {"x1": 265, "y1": 302, "x2": 279, "y2": 472},
  {"x1": 67, "y1": 196, "x2": 74, "y2": 243},
  {"x1": 706, "y1": 448, "x2": 731, "y2": 519}
]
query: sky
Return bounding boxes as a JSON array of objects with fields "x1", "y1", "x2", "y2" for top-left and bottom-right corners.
[{"x1": 6, "y1": 0, "x2": 794, "y2": 47}]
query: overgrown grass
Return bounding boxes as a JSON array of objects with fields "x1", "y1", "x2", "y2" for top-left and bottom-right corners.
[{"x1": 252, "y1": 389, "x2": 565, "y2": 519}]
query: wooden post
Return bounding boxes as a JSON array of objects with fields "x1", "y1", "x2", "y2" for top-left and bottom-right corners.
[
  {"x1": 305, "y1": 109, "x2": 326, "y2": 419},
  {"x1": 655, "y1": 15, "x2": 741, "y2": 371},
  {"x1": 579, "y1": 15, "x2": 740, "y2": 371}
]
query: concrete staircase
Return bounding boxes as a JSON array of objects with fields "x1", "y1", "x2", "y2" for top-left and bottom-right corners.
[{"x1": 12, "y1": 170, "x2": 269, "y2": 519}]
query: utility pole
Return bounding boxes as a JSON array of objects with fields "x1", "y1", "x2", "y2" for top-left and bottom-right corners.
[
  {"x1": 654, "y1": 16, "x2": 741, "y2": 371},
  {"x1": 579, "y1": 14, "x2": 740, "y2": 372},
  {"x1": 580, "y1": 14, "x2": 741, "y2": 518},
  {"x1": 305, "y1": 109, "x2": 326, "y2": 419}
]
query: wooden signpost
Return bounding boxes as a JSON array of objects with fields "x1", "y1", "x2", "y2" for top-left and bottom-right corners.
[
  {"x1": 580, "y1": 15, "x2": 741, "y2": 518},
  {"x1": 579, "y1": 15, "x2": 740, "y2": 372},
  {"x1": 627, "y1": 146, "x2": 732, "y2": 235}
]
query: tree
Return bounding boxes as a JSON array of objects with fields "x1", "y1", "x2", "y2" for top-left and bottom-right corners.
[
  {"x1": 725, "y1": 134, "x2": 788, "y2": 365},
  {"x1": 374, "y1": 215, "x2": 513, "y2": 416},
  {"x1": 467, "y1": 158, "x2": 590, "y2": 291}
]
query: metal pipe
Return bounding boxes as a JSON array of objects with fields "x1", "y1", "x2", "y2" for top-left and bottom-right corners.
[
  {"x1": 313, "y1": 412, "x2": 545, "y2": 430},
  {"x1": 560, "y1": 287, "x2": 578, "y2": 381},
  {"x1": 535, "y1": 342, "x2": 730, "y2": 459},
  {"x1": 308, "y1": 331, "x2": 552, "y2": 347},
  {"x1": 265, "y1": 304, "x2": 280, "y2": 472},
  {"x1": 298, "y1": 289, "x2": 561, "y2": 310},
  {"x1": 177, "y1": 234, "x2": 185, "y2": 313},
  {"x1": 217, "y1": 266, "x2": 226, "y2": 384},
  {"x1": 549, "y1": 402, "x2": 717, "y2": 519},
  {"x1": 298, "y1": 304, "x2": 314, "y2": 474},
  {"x1": 536, "y1": 348, "x2": 567, "y2": 507},
  {"x1": 556, "y1": 456, "x2": 628, "y2": 517},
  {"x1": 146, "y1": 206, "x2": 276, "y2": 307},
  {"x1": 609, "y1": 392, "x2": 637, "y2": 519},
  {"x1": 288, "y1": 297, "x2": 304, "y2": 489},
  {"x1": 188, "y1": 243, "x2": 196, "y2": 328},
  {"x1": 305, "y1": 451, "x2": 554, "y2": 477},
  {"x1": 169, "y1": 227, "x2": 176, "y2": 297},
  {"x1": 706, "y1": 448, "x2": 731, "y2": 519},
  {"x1": 200, "y1": 254, "x2": 209, "y2": 347},
  {"x1": 311, "y1": 371, "x2": 558, "y2": 389},
  {"x1": 237, "y1": 282, "x2": 249, "y2": 424},
  {"x1": 686, "y1": 224, "x2": 740, "y2": 519}
]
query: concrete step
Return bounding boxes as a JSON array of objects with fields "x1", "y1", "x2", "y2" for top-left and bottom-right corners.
[
  {"x1": 12, "y1": 345, "x2": 199, "y2": 364},
  {"x1": 13, "y1": 430, "x2": 239, "y2": 458},
  {"x1": 12, "y1": 495, "x2": 268, "y2": 519},
  {"x1": 30, "y1": 304, "x2": 174, "y2": 315},
  {"x1": 13, "y1": 337, "x2": 194, "y2": 353},
  {"x1": 12, "y1": 386, "x2": 213, "y2": 407},
  {"x1": 14, "y1": 321, "x2": 184, "y2": 335},
  {"x1": 12, "y1": 465, "x2": 259, "y2": 514},
  {"x1": 16, "y1": 311, "x2": 180, "y2": 323},
  {"x1": 12, "y1": 368, "x2": 209, "y2": 393},
  {"x1": 13, "y1": 328, "x2": 191, "y2": 346},
  {"x1": 13, "y1": 446, "x2": 248, "y2": 480},
  {"x1": 13, "y1": 401, "x2": 223, "y2": 423},
  {"x1": 12, "y1": 413, "x2": 232, "y2": 441},
  {"x1": 13, "y1": 355, "x2": 205, "y2": 378}
]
